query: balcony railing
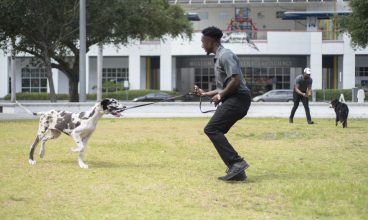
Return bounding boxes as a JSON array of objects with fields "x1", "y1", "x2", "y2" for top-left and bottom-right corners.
[
  {"x1": 139, "y1": 30, "x2": 344, "y2": 45},
  {"x1": 169, "y1": 0, "x2": 342, "y2": 4}
]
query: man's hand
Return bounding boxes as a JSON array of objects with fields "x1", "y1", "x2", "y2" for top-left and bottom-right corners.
[
  {"x1": 306, "y1": 89, "x2": 312, "y2": 97},
  {"x1": 211, "y1": 93, "x2": 222, "y2": 107},
  {"x1": 193, "y1": 85, "x2": 205, "y2": 96},
  {"x1": 302, "y1": 93, "x2": 308, "y2": 98}
]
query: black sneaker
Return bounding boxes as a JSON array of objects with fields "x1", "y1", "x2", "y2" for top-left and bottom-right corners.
[
  {"x1": 218, "y1": 161, "x2": 249, "y2": 181},
  {"x1": 218, "y1": 170, "x2": 247, "y2": 181},
  {"x1": 231, "y1": 171, "x2": 247, "y2": 181},
  {"x1": 307, "y1": 121, "x2": 314, "y2": 124},
  {"x1": 289, "y1": 118, "x2": 293, "y2": 123}
]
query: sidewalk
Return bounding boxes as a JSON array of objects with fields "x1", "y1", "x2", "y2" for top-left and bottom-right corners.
[{"x1": 1, "y1": 101, "x2": 367, "y2": 120}]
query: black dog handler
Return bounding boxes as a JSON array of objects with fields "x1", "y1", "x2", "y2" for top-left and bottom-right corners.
[
  {"x1": 195, "y1": 26, "x2": 251, "y2": 181},
  {"x1": 289, "y1": 68, "x2": 314, "y2": 124}
]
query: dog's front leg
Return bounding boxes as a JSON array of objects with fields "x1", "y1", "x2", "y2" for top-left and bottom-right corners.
[
  {"x1": 70, "y1": 131, "x2": 84, "y2": 153},
  {"x1": 71, "y1": 131, "x2": 91, "y2": 169},
  {"x1": 78, "y1": 150, "x2": 88, "y2": 169},
  {"x1": 29, "y1": 135, "x2": 41, "y2": 165},
  {"x1": 77, "y1": 133, "x2": 93, "y2": 169}
]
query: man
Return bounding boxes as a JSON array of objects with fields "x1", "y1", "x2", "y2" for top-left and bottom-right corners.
[
  {"x1": 194, "y1": 26, "x2": 251, "y2": 181},
  {"x1": 289, "y1": 68, "x2": 314, "y2": 124}
]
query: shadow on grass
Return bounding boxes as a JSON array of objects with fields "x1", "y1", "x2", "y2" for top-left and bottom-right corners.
[{"x1": 58, "y1": 159, "x2": 165, "y2": 169}]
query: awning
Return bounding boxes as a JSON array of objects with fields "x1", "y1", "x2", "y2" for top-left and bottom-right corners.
[{"x1": 282, "y1": 11, "x2": 352, "y2": 20}]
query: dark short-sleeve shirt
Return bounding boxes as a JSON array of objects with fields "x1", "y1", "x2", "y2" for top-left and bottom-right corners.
[
  {"x1": 214, "y1": 45, "x2": 249, "y2": 94},
  {"x1": 294, "y1": 75, "x2": 312, "y2": 92}
]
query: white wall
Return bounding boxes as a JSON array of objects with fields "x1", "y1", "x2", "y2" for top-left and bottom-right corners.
[
  {"x1": 0, "y1": 52, "x2": 9, "y2": 98},
  {"x1": 342, "y1": 34, "x2": 356, "y2": 89}
]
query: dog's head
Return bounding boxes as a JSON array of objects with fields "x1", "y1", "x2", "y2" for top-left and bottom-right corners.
[
  {"x1": 100, "y1": 98, "x2": 125, "y2": 117},
  {"x1": 330, "y1": 99, "x2": 339, "y2": 108}
]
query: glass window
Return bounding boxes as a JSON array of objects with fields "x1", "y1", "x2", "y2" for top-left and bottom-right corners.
[
  {"x1": 102, "y1": 67, "x2": 129, "y2": 92},
  {"x1": 21, "y1": 68, "x2": 47, "y2": 93}
]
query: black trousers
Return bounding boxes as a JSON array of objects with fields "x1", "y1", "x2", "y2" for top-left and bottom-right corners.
[
  {"x1": 289, "y1": 92, "x2": 312, "y2": 122},
  {"x1": 204, "y1": 92, "x2": 251, "y2": 168}
]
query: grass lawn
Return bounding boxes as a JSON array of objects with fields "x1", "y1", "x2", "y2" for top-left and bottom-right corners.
[{"x1": 0, "y1": 118, "x2": 367, "y2": 219}]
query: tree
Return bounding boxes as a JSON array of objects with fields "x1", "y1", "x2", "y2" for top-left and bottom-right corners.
[
  {"x1": 339, "y1": 0, "x2": 368, "y2": 48},
  {"x1": 0, "y1": 0, "x2": 192, "y2": 102},
  {"x1": 0, "y1": 1, "x2": 77, "y2": 102}
]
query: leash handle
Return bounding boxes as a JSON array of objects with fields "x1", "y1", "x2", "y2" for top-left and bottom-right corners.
[{"x1": 199, "y1": 96, "x2": 217, "y2": 113}]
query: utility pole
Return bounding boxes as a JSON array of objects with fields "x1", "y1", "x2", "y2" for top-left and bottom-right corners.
[
  {"x1": 10, "y1": 55, "x2": 16, "y2": 103},
  {"x1": 97, "y1": 43, "x2": 103, "y2": 101},
  {"x1": 79, "y1": 0, "x2": 86, "y2": 102},
  {"x1": 10, "y1": 40, "x2": 16, "y2": 103}
]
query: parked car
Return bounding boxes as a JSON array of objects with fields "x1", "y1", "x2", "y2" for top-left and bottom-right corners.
[
  {"x1": 252, "y1": 89, "x2": 294, "y2": 102},
  {"x1": 132, "y1": 93, "x2": 174, "y2": 102}
]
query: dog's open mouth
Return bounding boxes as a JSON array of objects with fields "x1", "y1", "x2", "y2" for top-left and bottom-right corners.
[
  {"x1": 111, "y1": 111, "x2": 122, "y2": 117},
  {"x1": 110, "y1": 107, "x2": 126, "y2": 117}
]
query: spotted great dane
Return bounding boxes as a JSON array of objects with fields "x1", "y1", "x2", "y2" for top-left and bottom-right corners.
[{"x1": 26, "y1": 98, "x2": 125, "y2": 168}]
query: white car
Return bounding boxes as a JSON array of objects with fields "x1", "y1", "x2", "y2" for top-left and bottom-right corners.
[{"x1": 252, "y1": 90, "x2": 294, "y2": 102}]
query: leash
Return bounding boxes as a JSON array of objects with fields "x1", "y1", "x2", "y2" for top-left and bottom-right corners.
[
  {"x1": 199, "y1": 96, "x2": 217, "y2": 113},
  {"x1": 119, "y1": 92, "x2": 217, "y2": 113},
  {"x1": 15, "y1": 101, "x2": 37, "y2": 115},
  {"x1": 121, "y1": 94, "x2": 188, "y2": 111}
]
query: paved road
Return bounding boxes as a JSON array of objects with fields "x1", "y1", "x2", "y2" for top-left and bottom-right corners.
[{"x1": 1, "y1": 101, "x2": 367, "y2": 121}]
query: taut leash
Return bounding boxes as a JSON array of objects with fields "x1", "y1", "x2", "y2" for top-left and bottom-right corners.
[
  {"x1": 121, "y1": 94, "x2": 189, "y2": 111},
  {"x1": 118, "y1": 93, "x2": 217, "y2": 113}
]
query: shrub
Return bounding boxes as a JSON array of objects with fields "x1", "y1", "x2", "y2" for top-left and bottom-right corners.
[
  {"x1": 3, "y1": 90, "x2": 179, "y2": 101},
  {"x1": 3, "y1": 93, "x2": 69, "y2": 100},
  {"x1": 315, "y1": 89, "x2": 352, "y2": 101}
]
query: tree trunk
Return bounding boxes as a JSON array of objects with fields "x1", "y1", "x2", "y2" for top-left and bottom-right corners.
[
  {"x1": 69, "y1": 77, "x2": 79, "y2": 102},
  {"x1": 44, "y1": 50, "x2": 57, "y2": 102}
]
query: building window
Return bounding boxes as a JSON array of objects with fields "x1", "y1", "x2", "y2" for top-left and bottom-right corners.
[
  {"x1": 276, "y1": 11, "x2": 284, "y2": 19},
  {"x1": 194, "y1": 67, "x2": 215, "y2": 91},
  {"x1": 21, "y1": 68, "x2": 48, "y2": 93},
  {"x1": 355, "y1": 67, "x2": 368, "y2": 77},
  {"x1": 102, "y1": 67, "x2": 129, "y2": 92}
]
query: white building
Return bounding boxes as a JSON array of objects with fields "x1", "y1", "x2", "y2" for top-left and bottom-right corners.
[{"x1": 1, "y1": 0, "x2": 367, "y2": 98}]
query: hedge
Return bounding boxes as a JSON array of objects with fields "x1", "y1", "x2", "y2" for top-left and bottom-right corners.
[
  {"x1": 3, "y1": 90, "x2": 179, "y2": 101},
  {"x1": 315, "y1": 89, "x2": 353, "y2": 101},
  {"x1": 3, "y1": 89, "x2": 366, "y2": 102}
]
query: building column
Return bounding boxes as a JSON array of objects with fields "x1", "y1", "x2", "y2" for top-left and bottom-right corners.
[
  {"x1": 86, "y1": 54, "x2": 90, "y2": 94},
  {"x1": 310, "y1": 32, "x2": 323, "y2": 90},
  {"x1": 160, "y1": 40, "x2": 172, "y2": 91},
  {"x1": 50, "y1": 68, "x2": 59, "y2": 94},
  {"x1": 129, "y1": 47, "x2": 141, "y2": 90},
  {"x1": 0, "y1": 53, "x2": 9, "y2": 98},
  {"x1": 343, "y1": 34, "x2": 355, "y2": 89}
]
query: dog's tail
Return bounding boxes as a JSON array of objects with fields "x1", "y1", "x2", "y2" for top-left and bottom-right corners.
[{"x1": 15, "y1": 101, "x2": 42, "y2": 116}]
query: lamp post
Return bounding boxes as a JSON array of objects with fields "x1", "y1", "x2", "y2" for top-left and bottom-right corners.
[{"x1": 79, "y1": 0, "x2": 86, "y2": 102}]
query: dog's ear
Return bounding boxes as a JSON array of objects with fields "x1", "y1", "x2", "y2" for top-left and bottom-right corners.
[{"x1": 100, "y1": 99, "x2": 110, "y2": 110}]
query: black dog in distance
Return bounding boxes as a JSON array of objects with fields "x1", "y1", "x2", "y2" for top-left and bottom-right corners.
[{"x1": 330, "y1": 99, "x2": 349, "y2": 128}]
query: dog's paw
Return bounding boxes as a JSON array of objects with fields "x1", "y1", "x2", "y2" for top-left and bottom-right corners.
[
  {"x1": 71, "y1": 147, "x2": 82, "y2": 153},
  {"x1": 79, "y1": 163, "x2": 89, "y2": 169},
  {"x1": 28, "y1": 159, "x2": 36, "y2": 165}
]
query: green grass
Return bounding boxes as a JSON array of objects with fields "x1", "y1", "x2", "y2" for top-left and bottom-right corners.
[{"x1": 0, "y1": 118, "x2": 367, "y2": 219}]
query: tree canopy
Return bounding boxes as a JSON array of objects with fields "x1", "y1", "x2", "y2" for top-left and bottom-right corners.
[
  {"x1": 339, "y1": 0, "x2": 368, "y2": 48},
  {"x1": 0, "y1": 0, "x2": 193, "y2": 101}
]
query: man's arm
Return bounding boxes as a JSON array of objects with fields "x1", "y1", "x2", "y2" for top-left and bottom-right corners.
[
  {"x1": 193, "y1": 85, "x2": 219, "y2": 97},
  {"x1": 294, "y1": 84, "x2": 308, "y2": 97}
]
